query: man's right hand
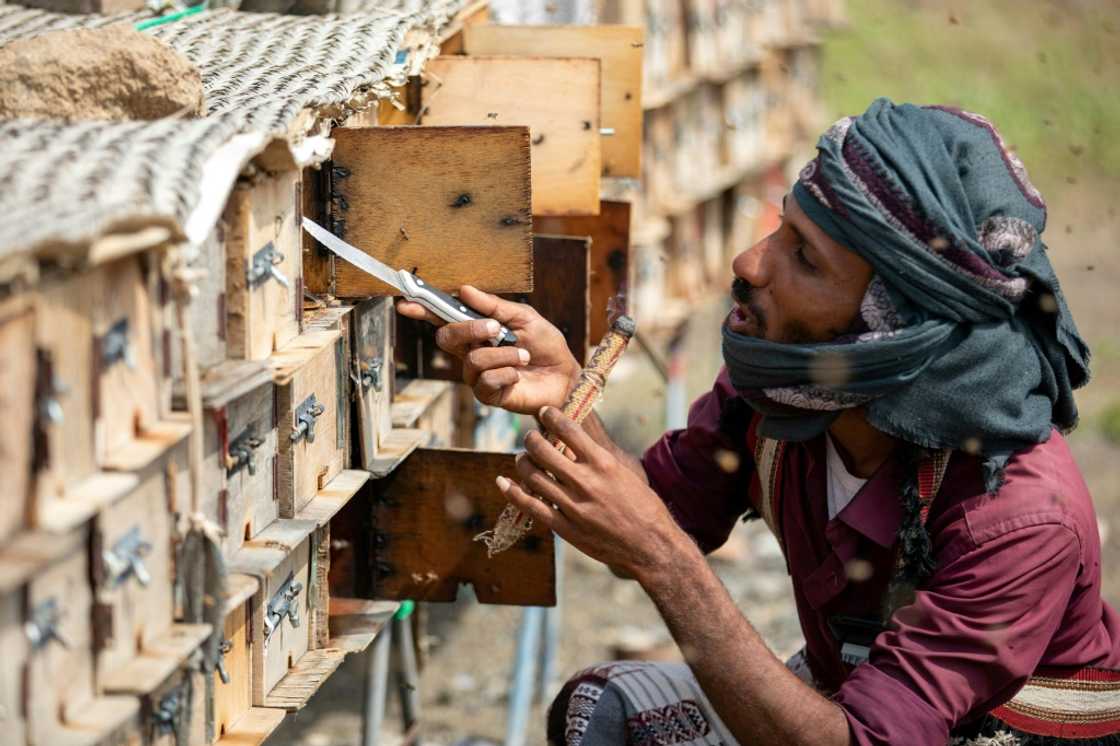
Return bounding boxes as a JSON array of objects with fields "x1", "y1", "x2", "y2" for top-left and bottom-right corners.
[{"x1": 396, "y1": 285, "x2": 581, "y2": 415}]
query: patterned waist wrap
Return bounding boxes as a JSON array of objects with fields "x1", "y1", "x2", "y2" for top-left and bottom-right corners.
[{"x1": 720, "y1": 98, "x2": 1090, "y2": 492}]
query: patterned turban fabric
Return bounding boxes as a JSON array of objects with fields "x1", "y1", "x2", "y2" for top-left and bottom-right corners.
[{"x1": 721, "y1": 98, "x2": 1091, "y2": 490}]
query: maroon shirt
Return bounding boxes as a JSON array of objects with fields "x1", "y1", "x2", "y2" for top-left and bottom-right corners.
[{"x1": 641, "y1": 368, "x2": 1120, "y2": 745}]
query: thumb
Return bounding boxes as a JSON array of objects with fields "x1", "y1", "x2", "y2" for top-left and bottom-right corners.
[{"x1": 460, "y1": 285, "x2": 536, "y2": 327}]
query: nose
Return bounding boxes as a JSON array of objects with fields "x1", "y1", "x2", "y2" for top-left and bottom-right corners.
[{"x1": 731, "y1": 235, "x2": 771, "y2": 288}]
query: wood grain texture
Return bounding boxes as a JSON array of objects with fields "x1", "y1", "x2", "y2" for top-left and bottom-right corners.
[
  {"x1": 93, "y1": 255, "x2": 161, "y2": 466},
  {"x1": 261, "y1": 648, "x2": 345, "y2": 712},
  {"x1": 213, "y1": 601, "x2": 251, "y2": 741},
  {"x1": 328, "y1": 126, "x2": 533, "y2": 296},
  {"x1": 213, "y1": 706, "x2": 285, "y2": 746},
  {"x1": 510, "y1": 234, "x2": 591, "y2": 363},
  {"x1": 246, "y1": 529, "x2": 312, "y2": 703},
  {"x1": 308, "y1": 524, "x2": 331, "y2": 650},
  {"x1": 351, "y1": 298, "x2": 394, "y2": 468},
  {"x1": 274, "y1": 333, "x2": 345, "y2": 518},
  {"x1": 26, "y1": 544, "x2": 98, "y2": 743},
  {"x1": 0, "y1": 295, "x2": 33, "y2": 544},
  {"x1": 222, "y1": 380, "x2": 279, "y2": 553},
  {"x1": 34, "y1": 271, "x2": 97, "y2": 509},
  {"x1": 225, "y1": 171, "x2": 303, "y2": 361},
  {"x1": 462, "y1": 25, "x2": 643, "y2": 178},
  {"x1": 300, "y1": 165, "x2": 333, "y2": 297},
  {"x1": 421, "y1": 57, "x2": 602, "y2": 216},
  {"x1": 0, "y1": 589, "x2": 27, "y2": 746},
  {"x1": 535, "y1": 200, "x2": 632, "y2": 344},
  {"x1": 369, "y1": 448, "x2": 555, "y2": 606},
  {"x1": 174, "y1": 228, "x2": 227, "y2": 375},
  {"x1": 93, "y1": 459, "x2": 175, "y2": 686}
]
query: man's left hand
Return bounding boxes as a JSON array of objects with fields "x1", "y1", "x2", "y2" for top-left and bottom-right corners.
[{"x1": 497, "y1": 406, "x2": 687, "y2": 582}]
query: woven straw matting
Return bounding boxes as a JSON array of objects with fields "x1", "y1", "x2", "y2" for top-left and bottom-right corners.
[{"x1": 0, "y1": 0, "x2": 468, "y2": 259}]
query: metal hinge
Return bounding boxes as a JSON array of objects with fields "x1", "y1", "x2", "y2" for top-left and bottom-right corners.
[
  {"x1": 25, "y1": 598, "x2": 69, "y2": 651},
  {"x1": 246, "y1": 242, "x2": 291, "y2": 289},
  {"x1": 227, "y1": 429, "x2": 264, "y2": 477},
  {"x1": 102, "y1": 526, "x2": 153, "y2": 588},
  {"x1": 215, "y1": 638, "x2": 233, "y2": 685},
  {"x1": 151, "y1": 686, "x2": 183, "y2": 736},
  {"x1": 290, "y1": 393, "x2": 325, "y2": 444},
  {"x1": 264, "y1": 572, "x2": 303, "y2": 644},
  {"x1": 100, "y1": 318, "x2": 135, "y2": 369},
  {"x1": 356, "y1": 356, "x2": 384, "y2": 393}
]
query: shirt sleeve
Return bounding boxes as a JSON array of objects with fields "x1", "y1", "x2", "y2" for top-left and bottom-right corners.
[
  {"x1": 640, "y1": 367, "x2": 754, "y2": 553},
  {"x1": 835, "y1": 518, "x2": 1081, "y2": 745}
]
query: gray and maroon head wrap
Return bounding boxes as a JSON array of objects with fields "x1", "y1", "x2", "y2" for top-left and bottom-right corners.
[{"x1": 721, "y1": 98, "x2": 1090, "y2": 491}]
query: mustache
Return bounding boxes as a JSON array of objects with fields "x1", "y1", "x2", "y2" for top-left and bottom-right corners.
[{"x1": 730, "y1": 278, "x2": 767, "y2": 335}]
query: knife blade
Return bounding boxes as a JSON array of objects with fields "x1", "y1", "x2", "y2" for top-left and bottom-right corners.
[{"x1": 301, "y1": 217, "x2": 517, "y2": 346}]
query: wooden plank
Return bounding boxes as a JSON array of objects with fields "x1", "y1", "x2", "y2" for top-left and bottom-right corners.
[
  {"x1": 93, "y1": 255, "x2": 162, "y2": 465},
  {"x1": 327, "y1": 598, "x2": 397, "y2": 653},
  {"x1": 34, "y1": 471, "x2": 138, "y2": 535},
  {"x1": 213, "y1": 599, "x2": 252, "y2": 742},
  {"x1": 225, "y1": 171, "x2": 303, "y2": 362},
  {"x1": 213, "y1": 706, "x2": 286, "y2": 746},
  {"x1": 57, "y1": 695, "x2": 139, "y2": 746},
  {"x1": 370, "y1": 448, "x2": 556, "y2": 606},
  {"x1": 274, "y1": 332, "x2": 345, "y2": 518},
  {"x1": 390, "y1": 379, "x2": 455, "y2": 429},
  {"x1": 221, "y1": 380, "x2": 279, "y2": 553},
  {"x1": 34, "y1": 271, "x2": 97, "y2": 510},
  {"x1": 249, "y1": 531, "x2": 312, "y2": 703},
  {"x1": 509, "y1": 234, "x2": 590, "y2": 362},
  {"x1": 296, "y1": 469, "x2": 370, "y2": 528},
  {"x1": 535, "y1": 200, "x2": 632, "y2": 344},
  {"x1": 0, "y1": 528, "x2": 85, "y2": 595},
  {"x1": 463, "y1": 25, "x2": 644, "y2": 178},
  {"x1": 420, "y1": 57, "x2": 602, "y2": 216},
  {"x1": 99, "y1": 623, "x2": 211, "y2": 696},
  {"x1": 351, "y1": 298, "x2": 394, "y2": 468},
  {"x1": 367, "y1": 428, "x2": 428, "y2": 479},
  {"x1": 0, "y1": 589, "x2": 27, "y2": 746},
  {"x1": 99, "y1": 416, "x2": 191, "y2": 473},
  {"x1": 261, "y1": 648, "x2": 345, "y2": 711},
  {"x1": 320, "y1": 126, "x2": 533, "y2": 297},
  {"x1": 0, "y1": 295, "x2": 34, "y2": 544}
]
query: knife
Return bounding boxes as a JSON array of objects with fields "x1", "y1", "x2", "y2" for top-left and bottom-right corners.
[{"x1": 302, "y1": 217, "x2": 517, "y2": 346}]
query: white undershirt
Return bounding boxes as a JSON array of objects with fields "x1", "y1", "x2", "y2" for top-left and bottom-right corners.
[{"x1": 826, "y1": 433, "x2": 868, "y2": 520}]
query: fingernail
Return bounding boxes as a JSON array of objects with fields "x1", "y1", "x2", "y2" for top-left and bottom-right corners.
[
  {"x1": 539, "y1": 405, "x2": 550, "y2": 419},
  {"x1": 496, "y1": 475, "x2": 510, "y2": 491},
  {"x1": 485, "y1": 319, "x2": 500, "y2": 335},
  {"x1": 518, "y1": 348, "x2": 531, "y2": 364}
]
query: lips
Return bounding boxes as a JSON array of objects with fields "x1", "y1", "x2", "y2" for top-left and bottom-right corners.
[{"x1": 727, "y1": 303, "x2": 756, "y2": 335}]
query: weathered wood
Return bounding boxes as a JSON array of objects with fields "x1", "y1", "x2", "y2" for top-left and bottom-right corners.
[
  {"x1": 510, "y1": 234, "x2": 591, "y2": 362},
  {"x1": 138, "y1": 664, "x2": 205, "y2": 746},
  {"x1": 273, "y1": 330, "x2": 346, "y2": 518},
  {"x1": 308, "y1": 524, "x2": 331, "y2": 650},
  {"x1": 93, "y1": 255, "x2": 163, "y2": 465},
  {"x1": 351, "y1": 298, "x2": 394, "y2": 468},
  {"x1": 218, "y1": 379, "x2": 278, "y2": 554},
  {"x1": 295, "y1": 469, "x2": 369, "y2": 528},
  {"x1": 212, "y1": 706, "x2": 285, "y2": 746},
  {"x1": 327, "y1": 598, "x2": 397, "y2": 653},
  {"x1": 369, "y1": 448, "x2": 556, "y2": 605},
  {"x1": 99, "y1": 623, "x2": 211, "y2": 696},
  {"x1": 170, "y1": 228, "x2": 227, "y2": 377},
  {"x1": 15, "y1": 0, "x2": 144, "y2": 13},
  {"x1": 98, "y1": 416, "x2": 191, "y2": 474},
  {"x1": 93, "y1": 457, "x2": 176, "y2": 687},
  {"x1": 53, "y1": 695, "x2": 139, "y2": 746},
  {"x1": 312, "y1": 126, "x2": 533, "y2": 297},
  {"x1": 225, "y1": 171, "x2": 303, "y2": 362},
  {"x1": 0, "y1": 295, "x2": 34, "y2": 545},
  {"x1": 535, "y1": 200, "x2": 632, "y2": 344},
  {"x1": 421, "y1": 57, "x2": 602, "y2": 216},
  {"x1": 0, "y1": 587, "x2": 27, "y2": 746},
  {"x1": 213, "y1": 595, "x2": 252, "y2": 743},
  {"x1": 462, "y1": 25, "x2": 643, "y2": 178},
  {"x1": 33, "y1": 270, "x2": 97, "y2": 512},
  {"x1": 261, "y1": 648, "x2": 346, "y2": 711},
  {"x1": 367, "y1": 428, "x2": 428, "y2": 479}
]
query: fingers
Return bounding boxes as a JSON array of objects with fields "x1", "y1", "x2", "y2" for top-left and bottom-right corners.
[
  {"x1": 475, "y1": 367, "x2": 520, "y2": 405},
  {"x1": 496, "y1": 475, "x2": 572, "y2": 535},
  {"x1": 514, "y1": 452, "x2": 575, "y2": 509},
  {"x1": 460, "y1": 285, "x2": 537, "y2": 327},
  {"x1": 523, "y1": 429, "x2": 578, "y2": 483},
  {"x1": 538, "y1": 406, "x2": 602, "y2": 465},
  {"x1": 435, "y1": 317, "x2": 504, "y2": 357},
  {"x1": 395, "y1": 300, "x2": 445, "y2": 326},
  {"x1": 464, "y1": 346, "x2": 530, "y2": 387}
]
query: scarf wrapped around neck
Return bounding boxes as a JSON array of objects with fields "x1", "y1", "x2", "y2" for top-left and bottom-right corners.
[{"x1": 721, "y1": 98, "x2": 1090, "y2": 490}]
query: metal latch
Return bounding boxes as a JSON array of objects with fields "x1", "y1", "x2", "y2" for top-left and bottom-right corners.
[
  {"x1": 247, "y1": 242, "x2": 291, "y2": 289},
  {"x1": 25, "y1": 598, "x2": 69, "y2": 651},
  {"x1": 216, "y1": 638, "x2": 233, "y2": 684},
  {"x1": 227, "y1": 429, "x2": 264, "y2": 476},
  {"x1": 290, "y1": 393, "x2": 325, "y2": 444},
  {"x1": 357, "y1": 357, "x2": 384, "y2": 393},
  {"x1": 100, "y1": 318, "x2": 135, "y2": 369},
  {"x1": 102, "y1": 526, "x2": 153, "y2": 588},
  {"x1": 151, "y1": 688, "x2": 182, "y2": 735},
  {"x1": 264, "y1": 572, "x2": 303, "y2": 643}
]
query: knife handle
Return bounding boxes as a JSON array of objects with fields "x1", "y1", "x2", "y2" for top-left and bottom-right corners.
[{"x1": 398, "y1": 272, "x2": 518, "y2": 347}]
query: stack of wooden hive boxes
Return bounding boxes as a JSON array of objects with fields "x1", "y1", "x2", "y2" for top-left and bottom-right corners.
[{"x1": 0, "y1": 0, "x2": 839, "y2": 743}]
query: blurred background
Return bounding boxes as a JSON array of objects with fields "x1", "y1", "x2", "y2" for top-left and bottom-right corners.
[{"x1": 274, "y1": 1, "x2": 1120, "y2": 743}]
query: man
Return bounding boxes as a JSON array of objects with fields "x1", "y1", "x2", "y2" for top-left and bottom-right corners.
[{"x1": 398, "y1": 99, "x2": 1120, "y2": 745}]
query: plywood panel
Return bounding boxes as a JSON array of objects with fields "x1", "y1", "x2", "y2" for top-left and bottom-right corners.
[
  {"x1": 0, "y1": 296, "x2": 34, "y2": 544},
  {"x1": 420, "y1": 57, "x2": 602, "y2": 216},
  {"x1": 352, "y1": 298, "x2": 394, "y2": 468},
  {"x1": 509, "y1": 234, "x2": 591, "y2": 363},
  {"x1": 93, "y1": 255, "x2": 161, "y2": 465},
  {"x1": 275, "y1": 334, "x2": 345, "y2": 518},
  {"x1": 225, "y1": 171, "x2": 303, "y2": 361},
  {"x1": 463, "y1": 25, "x2": 643, "y2": 178},
  {"x1": 257, "y1": 537, "x2": 311, "y2": 700},
  {"x1": 535, "y1": 200, "x2": 631, "y2": 344},
  {"x1": 213, "y1": 601, "x2": 251, "y2": 741},
  {"x1": 370, "y1": 448, "x2": 555, "y2": 606},
  {"x1": 34, "y1": 272, "x2": 97, "y2": 508},
  {"x1": 223, "y1": 381, "x2": 279, "y2": 552},
  {"x1": 324, "y1": 126, "x2": 533, "y2": 297}
]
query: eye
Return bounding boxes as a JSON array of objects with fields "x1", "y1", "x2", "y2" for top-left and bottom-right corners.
[{"x1": 795, "y1": 242, "x2": 817, "y2": 272}]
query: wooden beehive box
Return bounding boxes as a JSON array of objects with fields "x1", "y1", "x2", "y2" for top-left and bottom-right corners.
[
  {"x1": 269, "y1": 328, "x2": 348, "y2": 519},
  {"x1": 350, "y1": 298, "x2": 394, "y2": 468},
  {"x1": 721, "y1": 70, "x2": 766, "y2": 170},
  {"x1": 229, "y1": 519, "x2": 316, "y2": 706},
  {"x1": 14, "y1": 0, "x2": 145, "y2": 13},
  {"x1": 224, "y1": 170, "x2": 303, "y2": 362},
  {"x1": 0, "y1": 577, "x2": 27, "y2": 745},
  {"x1": 0, "y1": 294, "x2": 34, "y2": 547}
]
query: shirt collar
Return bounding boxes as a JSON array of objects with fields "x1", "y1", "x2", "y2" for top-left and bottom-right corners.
[{"x1": 833, "y1": 452, "x2": 904, "y2": 547}]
